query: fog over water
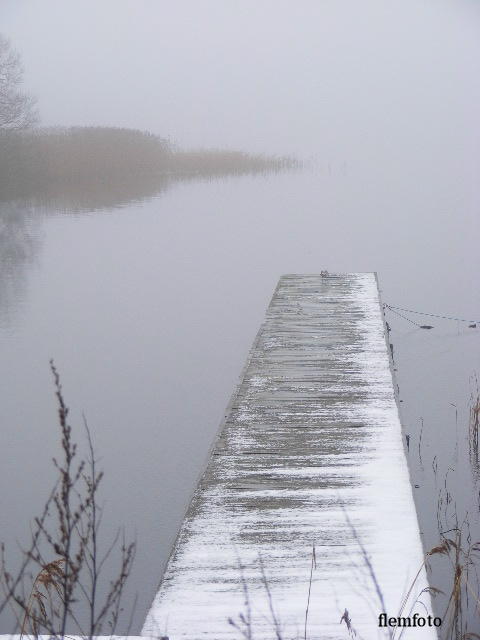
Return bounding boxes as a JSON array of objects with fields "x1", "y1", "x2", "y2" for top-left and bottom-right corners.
[{"x1": 1, "y1": 0, "x2": 480, "y2": 633}]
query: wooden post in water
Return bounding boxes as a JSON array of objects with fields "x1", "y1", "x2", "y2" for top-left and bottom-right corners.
[{"x1": 143, "y1": 273, "x2": 436, "y2": 640}]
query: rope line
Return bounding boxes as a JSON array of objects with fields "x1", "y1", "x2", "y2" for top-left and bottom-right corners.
[
  {"x1": 385, "y1": 306, "x2": 424, "y2": 328},
  {"x1": 384, "y1": 304, "x2": 479, "y2": 326}
]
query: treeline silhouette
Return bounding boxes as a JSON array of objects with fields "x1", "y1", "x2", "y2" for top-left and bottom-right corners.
[{"x1": 0, "y1": 127, "x2": 296, "y2": 211}]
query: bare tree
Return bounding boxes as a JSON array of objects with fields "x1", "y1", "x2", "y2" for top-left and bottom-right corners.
[{"x1": 0, "y1": 34, "x2": 38, "y2": 129}]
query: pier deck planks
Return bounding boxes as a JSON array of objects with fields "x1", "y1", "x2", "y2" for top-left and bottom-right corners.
[{"x1": 143, "y1": 273, "x2": 436, "y2": 640}]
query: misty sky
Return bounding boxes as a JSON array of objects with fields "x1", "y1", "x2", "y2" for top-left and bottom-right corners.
[{"x1": 2, "y1": 0, "x2": 480, "y2": 159}]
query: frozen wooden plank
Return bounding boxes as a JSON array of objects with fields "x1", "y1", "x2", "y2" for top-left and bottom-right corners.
[{"x1": 143, "y1": 273, "x2": 436, "y2": 640}]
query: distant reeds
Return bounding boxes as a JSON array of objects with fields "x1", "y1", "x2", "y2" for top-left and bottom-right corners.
[
  {"x1": 0, "y1": 127, "x2": 299, "y2": 208},
  {"x1": 167, "y1": 148, "x2": 299, "y2": 178}
]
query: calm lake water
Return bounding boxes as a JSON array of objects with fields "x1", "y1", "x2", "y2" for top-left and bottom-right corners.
[{"x1": 1, "y1": 166, "x2": 479, "y2": 631}]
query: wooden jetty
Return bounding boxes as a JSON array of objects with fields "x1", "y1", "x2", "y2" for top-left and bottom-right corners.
[{"x1": 143, "y1": 273, "x2": 436, "y2": 640}]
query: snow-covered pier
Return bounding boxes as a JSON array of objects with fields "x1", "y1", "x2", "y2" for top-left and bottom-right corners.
[{"x1": 143, "y1": 273, "x2": 436, "y2": 640}]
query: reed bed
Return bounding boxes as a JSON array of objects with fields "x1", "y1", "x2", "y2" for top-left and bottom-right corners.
[
  {"x1": 0, "y1": 127, "x2": 299, "y2": 207},
  {"x1": 469, "y1": 391, "x2": 480, "y2": 477}
]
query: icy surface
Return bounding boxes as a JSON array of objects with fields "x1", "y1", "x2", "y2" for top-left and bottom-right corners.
[{"x1": 143, "y1": 274, "x2": 436, "y2": 640}]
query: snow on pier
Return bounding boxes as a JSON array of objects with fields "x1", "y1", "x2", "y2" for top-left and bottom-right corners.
[{"x1": 143, "y1": 273, "x2": 436, "y2": 640}]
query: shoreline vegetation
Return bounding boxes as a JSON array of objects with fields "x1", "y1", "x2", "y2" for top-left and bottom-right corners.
[
  {"x1": 0, "y1": 363, "x2": 136, "y2": 638},
  {"x1": 0, "y1": 126, "x2": 299, "y2": 211}
]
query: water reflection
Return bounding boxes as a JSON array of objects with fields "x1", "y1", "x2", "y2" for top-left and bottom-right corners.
[
  {"x1": 0, "y1": 201, "x2": 41, "y2": 324},
  {"x1": 0, "y1": 127, "x2": 297, "y2": 328},
  {"x1": 0, "y1": 166, "x2": 478, "y2": 633}
]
